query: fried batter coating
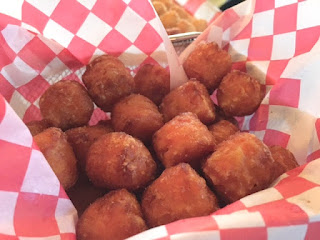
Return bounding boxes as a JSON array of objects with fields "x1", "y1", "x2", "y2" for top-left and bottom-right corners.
[
  {"x1": 192, "y1": 19, "x2": 208, "y2": 32},
  {"x1": 153, "y1": 112, "x2": 214, "y2": 169},
  {"x1": 160, "y1": 11, "x2": 179, "y2": 29},
  {"x1": 160, "y1": 80, "x2": 215, "y2": 125},
  {"x1": 111, "y1": 94, "x2": 164, "y2": 143},
  {"x1": 177, "y1": 19, "x2": 196, "y2": 32},
  {"x1": 65, "y1": 124, "x2": 113, "y2": 171},
  {"x1": 213, "y1": 104, "x2": 239, "y2": 127},
  {"x1": 183, "y1": 42, "x2": 232, "y2": 93},
  {"x1": 134, "y1": 64, "x2": 170, "y2": 105},
  {"x1": 142, "y1": 163, "x2": 219, "y2": 227},
  {"x1": 269, "y1": 145, "x2": 299, "y2": 179},
  {"x1": 26, "y1": 119, "x2": 52, "y2": 136},
  {"x1": 217, "y1": 70, "x2": 264, "y2": 117},
  {"x1": 82, "y1": 55, "x2": 135, "y2": 112},
  {"x1": 208, "y1": 120, "x2": 239, "y2": 148},
  {"x1": 86, "y1": 132, "x2": 156, "y2": 190},
  {"x1": 153, "y1": 1, "x2": 167, "y2": 16},
  {"x1": 34, "y1": 127, "x2": 78, "y2": 190},
  {"x1": 77, "y1": 189, "x2": 147, "y2": 240},
  {"x1": 203, "y1": 132, "x2": 275, "y2": 203}
]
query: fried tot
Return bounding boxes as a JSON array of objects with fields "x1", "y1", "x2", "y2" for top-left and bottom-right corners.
[
  {"x1": 86, "y1": 132, "x2": 156, "y2": 190},
  {"x1": 77, "y1": 189, "x2": 147, "y2": 240},
  {"x1": 82, "y1": 55, "x2": 135, "y2": 112},
  {"x1": 142, "y1": 163, "x2": 219, "y2": 227},
  {"x1": 26, "y1": 119, "x2": 52, "y2": 136},
  {"x1": 34, "y1": 127, "x2": 78, "y2": 190},
  {"x1": 183, "y1": 42, "x2": 232, "y2": 93},
  {"x1": 160, "y1": 11, "x2": 179, "y2": 29},
  {"x1": 217, "y1": 70, "x2": 264, "y2": 116},
  {"x1": 39, "y1": 80, "x2": 94, "y2": 131},
  {"x1": 153, "y1": 112, "x2": 214, "y2": 169},
  {"x1": 208, "y1": 120, "x2": 239, "y2": 148},
  {"x1": 160, "y1": 80, "x2": 215, "y2": 125},
  {"x1": 203, "y1": 132, "x2": 275, "y2": 203},
  {"x1": 111, "y1": 94, "x2": 164, "y2": 143}
]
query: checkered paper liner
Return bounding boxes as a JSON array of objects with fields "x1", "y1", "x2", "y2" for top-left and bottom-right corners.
[{"x1": 0, "y1": 0, "x2": 320, "y2": 240}]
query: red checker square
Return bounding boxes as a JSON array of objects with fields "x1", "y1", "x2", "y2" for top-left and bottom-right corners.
[
  {"x1": 0, "y1": 140, "x2": 31, "y2": 191},
  {"x1": 295, "y1": 26, "x2": 320, "y2": 57},
  {"x1": 50, "y1": 0, "x2": 90, "y2": 33},
  {"x1": 263, "y1": 129, "x2": 290, "y2": 147},
  {"x1": 0, "y1": 15, "x2": 20, "y2": 31},
  {"x1": 129, "y1": 0, "x2": 156, "y2": 21},
  {"x1": 32, "y1": 139, "x2": 40, "y2": 151},
  {"x1": 98, "y1": 29, "x2": 132, "y2": 57},
  {"x1": 305, "y1": 222, "x2": 320, "y2": 240},
  {"x1": 0, "y1": 234, "x2": 19, "y2": 240},
  {"x1": 21, "y1": 2, "x2": 49, "y2": 33},
  {"x1": 0, "y1": 74, "x2": 15, "y2": 102},
  {"x1": 215, "y1": 9, "x2": 240, "y2": 31},
  {"x1": 248, "y1": 36, "x2": 273, "y2": 61},
  {"x1": 231, "y1": 61, "x2": 247, "y2": 72},
  {"x1": 214, "y1": 200, "x2": 247, "y2": 215},
  {"x1": 0, "y1": 94, "x2": 5, "y2": 124},
  {"x1": 57, "y1": 49, "x2": 83, "y2": 70},
  {"x1": 275, "y1": 176, "x2": 317, "y2": 198},
  {"x1": 315, "y1": 118, "x2": 320, "y2": 142},
  {"x1": 134, "y1": 24, "x2": 162, "y2": 54},
  {"x1": 140, "y1": 57, "x2": 161, "y2": 67},
  {"x1": 166, "y1": 216, "x2": 218, "y2": 235},
  {"x1": 14, "y1": 192, "x2": 59, "y2": 237},
  {"x1": 0, "y1": 34, "x2": 16, "y2": 70},
  {"x1": 274, "y1": 3, "x2": 297, "y2": 35},
  {"x1": 307, "y1": 149, "x2": 320, "y2": 163},
  {"x1": 18, "y1": 37, "x2": 56, "y2": 72},
  {"x1": 269, "y1": 78, "x2": 300, "y2": 108},
  {"x1": 60, "y1": 233, "x2": 77, "y2": 240},
  {"x1": 234, "y1": 19, "x2": 253, "y2": 40},
  {"x1": 92, "y1": 0, "x2": 127, "y2": 27},
  {"x1": 67, "y1": 36, "x2": 96, "y2": 64},
  {"x1": 59, "y1": 185, "x2": 69, "y2": 199},
  {"x1": 22, "y1": 104, "x2": 41, "y2": 123},
  {"x1": 248, "y1": 199, "x2": 309, "y2": 226},
  {"x1": 254, "y1": 0, "x2": 275, "y2": 13},
  {"x1": 220, "y1": 227, "x2": 267, "y2": 240},
  {"x1": 17, "y1": 75, "x2": 50, "y2": 103},
  {"x1": 88, "y1": 108, "x2": 108, "y2": 126},
  {"x1": 249, "y1": 104, "x2": 269, "y2": 131},
  {"x1": 266, "y1": 60, "x2": 289, "y2": 85},
  {"x1": 184, "y1": 0, "x2": 206, "y2": 15}
]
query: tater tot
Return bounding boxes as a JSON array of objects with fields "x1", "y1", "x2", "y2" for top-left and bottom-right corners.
[
  {"x1": 203, "y1": 132, "x2": 275, "y2": 203},
  {"x1": 153, "y1": 112, "x2": 214, "y2": 169},
  {"x1": 86, "y1": 132, "x2": 156, "y2": 190},
  {"x1": 77, "y1": 189, "x2": 147, "y2": 240},
  {"x1": 111, "y1": 94, "x2": 164, "y2": 143},
  {"x1": 160, "y1": 11, "x2": 179, "y2": 29},
  {"x1": 82, "y1": 55, "x2": 135, "y2": 112},
  {"x1": 160, "y1": 80, "x2": 216, "y2": 125},
  {"x1": 193, "y1": 19, "x2": 208, "y2": 32},
  {"x1": 26, "y1": 119, "x2": 52, "y2": 136},
  {"x1": 34, "y1": 127, "x2": 78, "y2": 190},
  {"x1": 153, "y1": 1, "x2": 167, "y2": 16},
  {"x1": 177, "y1": 19, "x2": 196, "y2": 32},
  {"x1": 217, "y1": 70, "x2": 265, "y2": 117},
  {"x1": 39, "y1": 80, "x2": 94, "y2": 131},
  {"x1": 134, "y1": 64, "x2": 170, "y2": 105},
  {"x1": 183, "y1": 42, "x2": 232, "y2": 93},
  {"x1": 269, "y1": 145, "x2": 299, "y2": 179},
  {"x1": 142, "y1": 163, "x2": 219, "y2": 227},
  {"x1": 208, "y1": 120, "x2": 239, "y2": 148},
  {"x1": 65, "y1": 124, "x2": 113, "y2": 171}
]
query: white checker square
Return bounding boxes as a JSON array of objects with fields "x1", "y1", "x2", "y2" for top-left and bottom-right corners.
[
  {"x1": 229, "y1": 39, "x2": 250, "y2": 62},
  {"x1": 19, "y1": 236, "x2": 61, "y2": 240},
  {"x1": 1, "y1": 25, "x2": 35, "y2": 53},
  {"x1": 250, "y1": 130, "x2": 266, "y2": 141},
  {"x1": 9, "y1": 91, "x2": 31, "y2": 118},
  {"x1": 252, "y1": 10, "x2": 274, "y2": 37},
  {"x1": 194, "y1": 2, "x2": 220, "y2": 22},
  {"x1": 241, "y1": 188, "x2": 283, "y2": 208},
  {"x1": 213, "y1": 211, "x2": 265, "y2": 229},
  {"x1": 170, "y1": 231, "x2": 220, "y2": 240},
  {"x1": 77, "y1": 0, "x2": 97, "y2": 10},
  {"x1": 270, "y1": 173, "x2": 289, "y2": 187},
  {"x1": 275, "y1": 0, "x2": 298, "y2": 8},
  {"x1": 40, "y1": 57, "x2": 70, "y2": 84},
  {"x1": 208, "y1": 26, "x2": 223, "y2": 47},
  {"x1": 298, "y1": 160, "x2": 320, "y2": 185},
  {"x1": 126, "y1": 226, "x2": 168, "y2": 240},
  {"x1": 21, "y1": 149, "x2": 60, "y2": 196},
  {"x1": 1, "y1": 56, "x2": 38, "y2": 88},
  {"x1": 55, "y1": 198, "x2": 77, "y2": 234},
  {"x1": 118, "y1": 45, "x2": 147, "y2": 69},
  {"x1": 150, "y1": 43, "x2": 168, "y2": 68},
  {"x1": 241, "y1": 115, "x2": 253, "y2": 131},
  {"x1": 0, "y1": 0, "x2": 23, "y2": 20},
  {"x1": 123, "y1": 0, "x2": 131, "y2": 4},
  {"x1": 271, "y1": 32, "x2": 296, "y2": 60},
  {"x1": 0, "y1": 191, "x2": 18, "y2": 235},
  {"x1": 43, "y1": 19, "x2": 74, "y2": 48},
  {"x1": 267, "y1": 225, "x2": 307, "y2": 240},
  {"x1": 297, "y1": 0, "x2": 320, "y2": 30},
  {"x1": 21, "y1": 23, "x2": 41, "y2": 34},
  {"x1": 76, "y1": 12, "x2": 112, "y2": 46},
  {"x1": 26, "y1": 0, "x2": 60, "y2": 16},
  {"x1": 175, "y1": 0, "x2": 188, "y2": 5},
  {"x1": 115, "y1": 7, "x2": 147, "y2": 43},
  {"x1": 246, "y1": 60, "x2": 270, "y2": 84}
]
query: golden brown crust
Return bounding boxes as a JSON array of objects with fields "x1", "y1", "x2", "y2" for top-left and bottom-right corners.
[
  {"x1": 153, "y1": 112, "x2": 214, "y2": 169},
  {"x1": 39, "y1": 80, "x2": 94, "y2": 131},
  {"x1": 26, "y1": 119, "x2": 52, "y2": 136},
  {"x1": 217, "y1": 70, "x2": 265, "y2": 116},
  {"x1": 134, "y1": 64, "x2": 170, "y2": 105},
  {"x1": 111, "y1": 94, "x2": 164, "y2": 144},
  {"x1": 77, "y1": 189, "x2": 147, "y2": 240},
  {"x1": 183, "y1": 42, "x2": 232, "y2": 93},
  {"x1": 141, "y1": 163, "x2": 219, "y2": 228},
  {"x1": 34, "y1": 127, "x2": 78, "y2": 190},
  {"x1": 160, "y1": 80, "x2": 216, "y2": 125},
  {"x1": 208, "y1": 120, "x2": 239, "y2": 148},
  {"x1": 82, "y1": 55, "x2": 135, "y2": 112},
  {"x1": 203, "y1": 132, "x2": 275, "y2": 203},
  {"x1": 86, "y1": 132, "x2": 156, "y2": 190}
]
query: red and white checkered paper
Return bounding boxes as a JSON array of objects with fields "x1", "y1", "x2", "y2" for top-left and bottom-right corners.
[{"x1": 1, "y1": 0, "x2": 320, "y2": 239}]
